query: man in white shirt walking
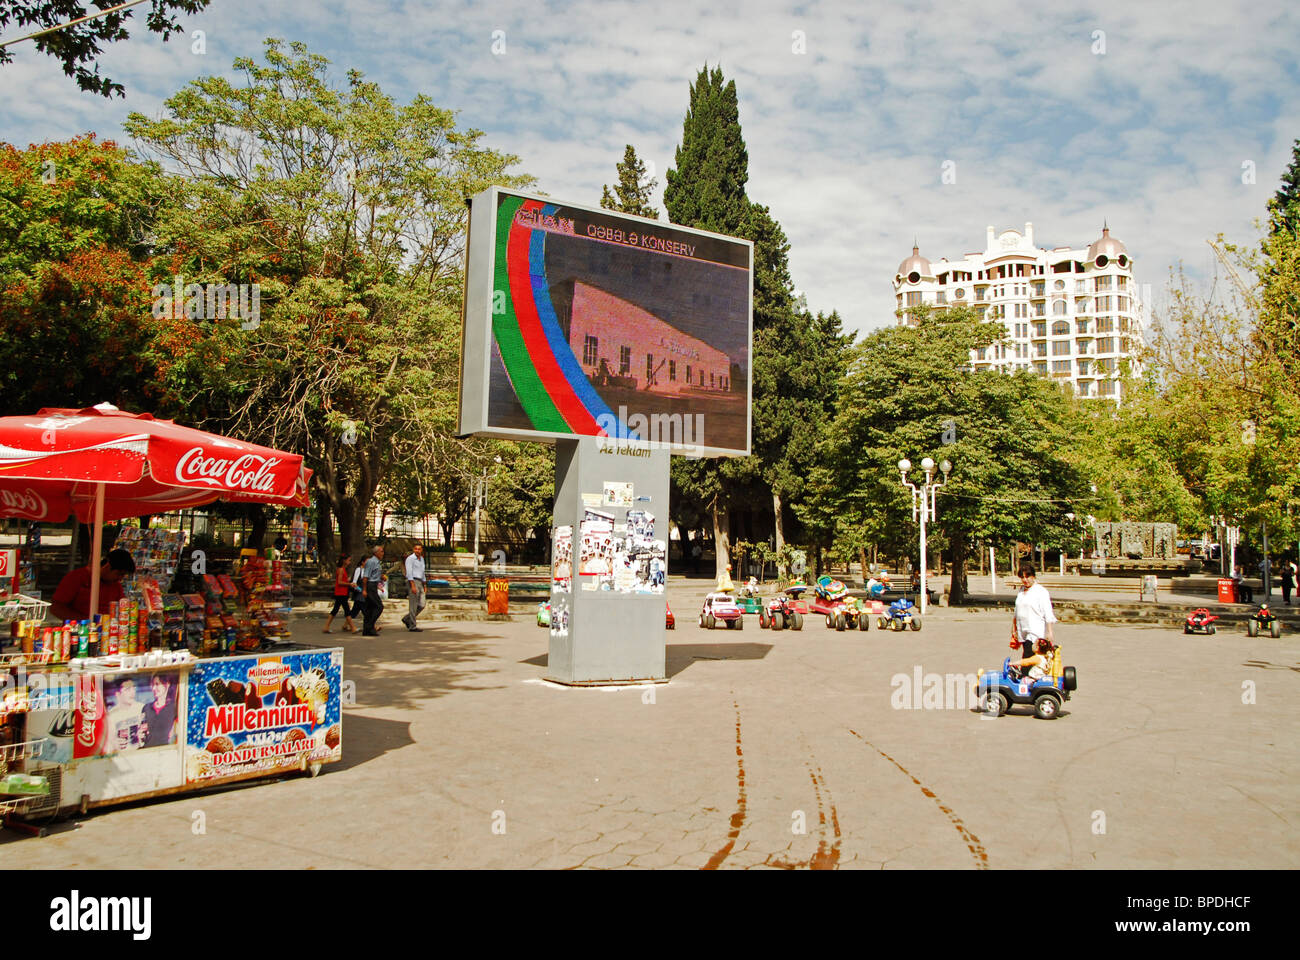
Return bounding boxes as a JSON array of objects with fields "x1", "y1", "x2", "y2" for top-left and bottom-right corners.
[
  {"x1": 403, "y1": 542, "x2": 426, "y2": 632},
  {"x1": 1011, "y1": 564, "x2": 1056, "y2": 659}
]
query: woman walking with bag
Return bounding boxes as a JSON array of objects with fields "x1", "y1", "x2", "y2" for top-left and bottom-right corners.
[{"x1": 323, "y1": 554, "x2": 357, "y2": 633}]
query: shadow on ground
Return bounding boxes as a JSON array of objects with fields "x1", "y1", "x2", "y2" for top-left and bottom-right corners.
[
  {"x1": 325, "y1": 624, "x2": 507, "y2": 709},
  {"x1": 520, "y1": 641, "x2": 772, "y2": 679},
  {"x1": 332, "y1": 713, "x2": 416, "y2": 773}
]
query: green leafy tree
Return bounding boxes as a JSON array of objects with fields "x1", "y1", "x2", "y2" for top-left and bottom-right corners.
[
  {"x1": 0, "y1": 1, "x2": 211, "y2": 98},
  {"x1": 600, "y1": 144, "x2": 658, "y2": 219},
  {"x1": 803, "y1": 307, "x2": 1092, "y2": 603},
  {"x1": 0, "y1": 135, "x2": 170, "y2": 413},
  {"x1": 124, "y1": 39, "x2": 533, "y2": 559}
]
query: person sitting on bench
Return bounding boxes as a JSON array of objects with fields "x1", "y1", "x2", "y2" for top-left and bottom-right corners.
[{"x1": 1233, "y1": 566, "x2": 1254, "y2": 603}]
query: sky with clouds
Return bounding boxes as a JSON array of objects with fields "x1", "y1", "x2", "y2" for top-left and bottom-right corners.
[{"x1": 2, "y1": 0, "x2": 1298, "y2": 337}]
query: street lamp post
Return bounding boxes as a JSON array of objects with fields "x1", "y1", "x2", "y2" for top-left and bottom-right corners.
[{"x1": 899, "y1": 457, "x2": 951, "y2": 615}]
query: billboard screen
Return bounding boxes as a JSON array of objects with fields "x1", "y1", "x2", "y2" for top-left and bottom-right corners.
[{"x1": 459, "y1": 187, "x2": 753, "y2": 456}]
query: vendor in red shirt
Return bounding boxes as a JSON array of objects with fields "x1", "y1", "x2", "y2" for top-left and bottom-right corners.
[{"x1": 50, "y1": 548, "x2": 136, "y2": 621}]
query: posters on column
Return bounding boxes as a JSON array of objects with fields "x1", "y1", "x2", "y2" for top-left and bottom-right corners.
[{"x1": 579, "y1": 509, "x2": 615, "y2": 590}]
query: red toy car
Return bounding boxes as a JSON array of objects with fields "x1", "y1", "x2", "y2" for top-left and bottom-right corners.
[
  {"x1": 1184, "y1": 608, "x2": 1219, "y2": 635},
  {"x1": 758, "y1": 585, "x2": 807, "y2": 631},
  {"x1": 666, "y1": 603, "x2": 675, "y2": 630}
]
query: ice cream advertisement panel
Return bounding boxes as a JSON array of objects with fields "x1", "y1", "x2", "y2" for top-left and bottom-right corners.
[
  {"x1": 185, "y1": 651, "x2": 342, "y2": 783},
  {"x1": 459, "y1": 187, "x2": 753, "y2": 456}
]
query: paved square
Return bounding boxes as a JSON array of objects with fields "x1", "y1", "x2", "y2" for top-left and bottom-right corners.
[{"x1": 6, "y1": 582, "x2": 1298, "y2": 868}]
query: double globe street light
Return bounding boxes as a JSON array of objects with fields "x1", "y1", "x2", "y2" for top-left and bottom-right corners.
[{"x1": 898, "y1": 457, "x2": 952, "y2": 615}]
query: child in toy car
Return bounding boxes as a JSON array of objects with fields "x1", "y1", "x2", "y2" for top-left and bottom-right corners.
[{"x1": 1008, "y1": 638, "x2": 1053, "y2": 681}]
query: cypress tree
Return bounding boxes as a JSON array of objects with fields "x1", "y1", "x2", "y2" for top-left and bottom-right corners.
[
  {"x1": 664, "y1": 66, "x2": 750, "y2": 235},
  {"x1": 1270, "y1": 137, "x2": 1300, "y2": 236}
]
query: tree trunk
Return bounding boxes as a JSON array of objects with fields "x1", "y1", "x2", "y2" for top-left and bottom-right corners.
[
  {"x1": 859, "y1": 546, "x2": 868, "y2": 582},
  {"x1": 772, "y1": 490, "x2": 785, "y2": 579},
  {"x1": 336, "y1": 499, "x2": 366, "y2": 562},
  {"x1": 314, "y1": 496, "x2": 335, "y2": 564},
  {"x1": 948, "y1": 530, "x2": 969, "y2": 605},
  {"x1": 713, "y1": 501, "x2": 730, "y2": 582},
  {"x1": 248, "y1": 505, "x2": 268, "y2": 549}
]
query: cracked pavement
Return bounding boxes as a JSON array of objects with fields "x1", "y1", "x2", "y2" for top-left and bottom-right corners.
[{"x1": 6, "y1": 579, "x2": 1298, "y2": 869}]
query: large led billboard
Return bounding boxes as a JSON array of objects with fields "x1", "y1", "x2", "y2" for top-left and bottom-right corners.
[{"x1": 458, "y1": 186, "x2": 753, "y2": 456}]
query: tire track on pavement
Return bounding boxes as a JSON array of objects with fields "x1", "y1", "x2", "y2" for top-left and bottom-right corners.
[
  {"x1": 848, "y1": 729, "x2": 988, "y2": 869},
  {"x1": 702, "y1": 699, "x2": 746, "y2": 869},
  {"x1": 762, "y1": 754, "x2": 842, "y2": 870}
]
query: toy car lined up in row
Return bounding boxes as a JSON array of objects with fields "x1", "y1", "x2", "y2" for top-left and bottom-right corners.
[
  {"x1": 699, "y1": 592, "x2": 744, "y2": 630},
  {"x1": 808, "y1": 575, "x2": 866, "y2": 630},
  {"x1": 758, "y1": 584, "x2": 807, "y2": 631},
  {"x1": 878, "y1": 597, "x2": 922, "y2": 632}
]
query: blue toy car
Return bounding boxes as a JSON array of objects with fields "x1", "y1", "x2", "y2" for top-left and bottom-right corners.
[
  {"x1": 975, "y1": 654, "x2": 1078, "y2": 719},
  {"x1": 877, "y1": 597, "x2": 922, "y2": 632}
]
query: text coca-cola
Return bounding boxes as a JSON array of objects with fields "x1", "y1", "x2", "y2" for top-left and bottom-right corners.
[{"x1": 174, "y1": 447, "x2": 283, "y2": 493}]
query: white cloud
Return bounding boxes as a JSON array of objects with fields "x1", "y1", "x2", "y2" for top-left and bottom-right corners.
[{"x1": 1, "y1": 0, "x2": 1296, "y2": 337}]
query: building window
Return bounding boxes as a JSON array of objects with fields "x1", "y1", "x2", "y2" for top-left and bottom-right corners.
[
  {"x1": 669, "y1": 360, "x2": 676, "y2": 381},
  {"x1": 1117, "y1": 275, "x2": 1129, "y2": 290},
  {"x1": 1097, "y1": 337, "x2": 1115, "y2": 353},
  {"x1": 646, "y1": 354, "x2": 654, "y2": 384},
  {"x1": 584, "y1": 336, "x2": 599, "y2": 366},
  {"x1": 1033, "y1": 322, "x2": 1047, "y2": 337},
  {"x1": 1095, "y1": 275, "x2": 1112, "y2": 291},
  {"x1": 1035, "y1": 343, "x2": 1047, "y2": 357},
  {"x1": 1078, "y1": 381, "x2": 1091, "y2": 397},
  {"x1": 936, "y1": 290, "x2": 947, "y2": 304},
  {"x1": 1096, "y1": 317, "x2": 1113, "y2": 333},
  {"x1": 1052, "y1": 360, "x2": 1071, "y2": 373},
  {"x1": 1076, "y1": 320, "x2": 1089, "y2": 334},
  {"x1": 977, "y1": 347, "x2": 988, "y2": 361},
  {"x1": 1052, "y1": 321, "x2": 1069, "y2": 336},
  {"x1": 1053, "y1": 300, "x2": 1067, "y2": 316},
  {"x1": 1078, "y1": 359, "x2": 1090, "y2": 375},
  {"x1": 1100, "y1": 381, "x2": 1116, "y2": 396},
  {"x1": 1033, "y1": 282, "x2": 1045, "y2": 297},
  {"x1": 906, "y1": 291, "x2": 923, "y2": 306},
  {"x1": 686, "y1": 364, "x2": 692, "y2": 384},
  {"x1": 1052, "y1": 340, "x2": 1071, "y2": 356},
  {"x1": 1034, "y1": 361, "x2": 1048, "y2": 373},
  {"x1": 1095, "y1": 296, "x2": 1112, "y2": 311},
  {"x1": 1034, "y1": 302, "x2": 1046, "y2": 317},
  {"x1": 619, "y1": 346, "x2": 631, "y2": 375},
  {"x1": 1117, "y1": 296, "x2": 1129, "y2": 311}
]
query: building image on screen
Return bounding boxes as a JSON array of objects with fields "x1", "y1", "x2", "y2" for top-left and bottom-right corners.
[{"x1": 476, "y1": 190, "x2": 751, "y2": 455}]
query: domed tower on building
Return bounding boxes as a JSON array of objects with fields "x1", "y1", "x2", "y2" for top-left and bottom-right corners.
[{"x1": 889, "y1": 222, "x2": 1143, "y2": 402}]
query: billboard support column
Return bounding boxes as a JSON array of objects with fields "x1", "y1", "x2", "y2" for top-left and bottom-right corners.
[{"x1": 546, "y1": 437, "x2": 669, "y2": 685}]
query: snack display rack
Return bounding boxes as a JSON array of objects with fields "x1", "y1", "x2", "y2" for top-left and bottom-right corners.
[
  {"x1": 1, "y1": 595, "x2": 50, "y2": 624},
  {"x1": 114, "y1": 526, "x2": 187, "y2": 591}
]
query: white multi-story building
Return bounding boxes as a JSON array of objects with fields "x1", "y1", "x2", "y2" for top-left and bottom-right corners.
[{"x1": 892, "y1": 223, "x2": 1143, "y2": 401}]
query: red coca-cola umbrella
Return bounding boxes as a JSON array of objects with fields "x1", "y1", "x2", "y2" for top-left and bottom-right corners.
[{"x1": 0, "y1": 403, "x2": 310, "y2": 614}]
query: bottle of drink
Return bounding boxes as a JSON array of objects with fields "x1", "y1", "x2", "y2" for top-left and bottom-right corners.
[{"x1": 77, "y1": 620, "x2": 89, "y2": 658}]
